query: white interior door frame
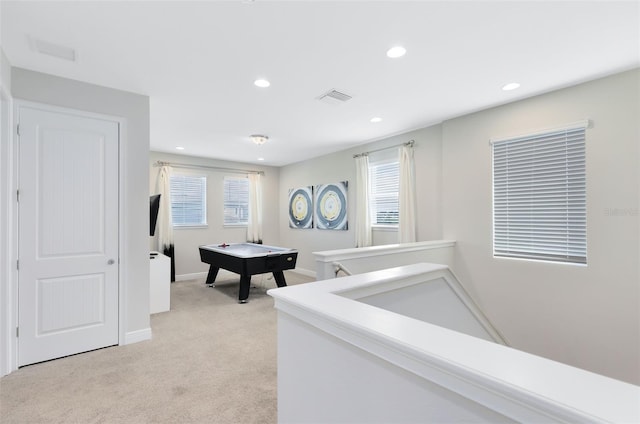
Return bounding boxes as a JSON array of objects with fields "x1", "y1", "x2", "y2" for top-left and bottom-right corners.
[
  {"x1": 4, "y1": 100, "x2": 128, "y2": 374},
  {"x1": 0, "y1": 85, "x2": 15, "y2": 378}
]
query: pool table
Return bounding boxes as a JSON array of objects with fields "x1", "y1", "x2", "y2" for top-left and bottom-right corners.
[{"x1": 198, "y1": 243, "x2": 298, "y2": 303}]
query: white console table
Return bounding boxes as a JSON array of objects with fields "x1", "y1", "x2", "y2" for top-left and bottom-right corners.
[{"x1": 150, "y1": 251, "x2": 170, "y2": 314}]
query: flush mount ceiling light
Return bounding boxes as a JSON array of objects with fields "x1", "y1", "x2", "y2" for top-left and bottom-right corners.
[
  {"x1": 175, "y1": 146, "x2": 185, "y2": 150},
  {"x1": 250, "y1": 134, "x2": 269, "y2": 145},
  {"x1": 254, "y1": 79, "x2": 270, "y2": 88},
  {"x1": 370, "y1": 117, "x2": 382, "y2": 123},
  {"x1": 386, "y1": 46, "x2": 406, "y2": 58},
  {"x1": 502, "y1": 82, "x2": 521, "y2": 91}
]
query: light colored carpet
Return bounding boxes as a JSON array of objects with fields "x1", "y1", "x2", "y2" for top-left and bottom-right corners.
[{"x1": 0, "y1": 270, "x2": 314, "y2": 423}]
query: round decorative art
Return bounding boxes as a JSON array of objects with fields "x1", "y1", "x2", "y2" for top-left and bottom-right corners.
[
  {"x1": 315, "y1": 182, "x2": 348, "y2": 230},
  {"x1": 288, "y1": 187, "x2": 313, "y2": 229}
]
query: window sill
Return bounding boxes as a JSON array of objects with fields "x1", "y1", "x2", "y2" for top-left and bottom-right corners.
[
  {"x1": 372, "y1": 225, "x2": 398, "y2": 232},
  {"x1": 173, "y1": 225, "x2": 208, "y2": 230},
  {"x1": 224, "y1": 224, "x2": 248, "y2": 228}
]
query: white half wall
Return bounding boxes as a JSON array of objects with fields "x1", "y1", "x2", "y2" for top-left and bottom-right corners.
[
  {"x1": 442, "y1": 69, "x2": 640, "y2": 384},
  {"x1": 270, "y1": 264, "x2": 639, "y2": 423}
]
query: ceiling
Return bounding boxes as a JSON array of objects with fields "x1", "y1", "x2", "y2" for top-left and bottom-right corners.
[{"x1": 2, "y1": 1, "x2": 639, "y2": 166}]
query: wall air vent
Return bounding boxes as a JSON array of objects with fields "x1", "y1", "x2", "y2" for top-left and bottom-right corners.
[{"x1": 317, "y1": 89, "x2": 352, "y2": 105}]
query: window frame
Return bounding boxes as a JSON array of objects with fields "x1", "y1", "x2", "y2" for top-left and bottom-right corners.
[
  {"x1": 169, "y1": 173, "x2": 208, "y2": 229},
  {"x1": 491, "y1": 121, "x2": 588, "y2": 265},
  {"x1": 368, "y1": 157, "x2": 400, "y2": 228},
  {"x1": 223, "y1": 176, "x2": 250, "y2": 227}
]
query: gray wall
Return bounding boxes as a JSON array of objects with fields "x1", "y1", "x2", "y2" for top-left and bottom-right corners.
[
  {"x1": 0, "y1": 49, "x2": 10, "y2": 91},
  {"x1": 149, "y1": 151, "x2": 281, "y2": 279},
  {"x1": 278, "y1": 69, "x2": 640, "y2": 385},
  {"x1": 11, "y1": 68, "x2": 151, "y2": 337},
  {"x1": 279, "y1": 124, "x2": 443, "y2": 273},
  {"x1": 441, "y1": 69, "x2": 639, "y2": 385}
]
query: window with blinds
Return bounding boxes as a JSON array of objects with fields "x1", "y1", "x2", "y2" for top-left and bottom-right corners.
[
  {"x1": 369, "y1": 160, "x2": 399, "y2": 225},
  {"x1": 492, "y1": 122, "x2": 587, "y2": 264},
  {"x1": 224, "y1": 177, "x2": 249, "y2": 226},
  {"x1": 170, "y1": 174, "x2": 207, "y2": 227}
]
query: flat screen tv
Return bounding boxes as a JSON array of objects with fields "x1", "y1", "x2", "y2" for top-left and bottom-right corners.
[{"x1": 150, "y1": 194, "x2": 161, "y2": 236}]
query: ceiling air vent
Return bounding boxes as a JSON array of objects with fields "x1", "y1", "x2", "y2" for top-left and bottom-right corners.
[
  {"x1": 28, "y1": 36, "x2": 77, "y2": 62},
  {"x1": 317, "y1": 89, "x2": 352, "y2": 105}
]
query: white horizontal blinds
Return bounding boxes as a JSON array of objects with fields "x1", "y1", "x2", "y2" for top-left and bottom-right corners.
[
  {"x1": 170, "y1": 174, "x2": 207, "y2": 226},
  {"x1": 493, "y1": 124, "x2": 587, "y2": 264},
  {"x1": 224, "y1": 177, "x2": 249, "y2": 225},
  {"x1": 369, "y1": 161, "x2": 399, "y2": 225}
]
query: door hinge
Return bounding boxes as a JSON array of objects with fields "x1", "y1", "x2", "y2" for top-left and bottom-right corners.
[
  {"x1": 16, "y1": 327, "x2": 19, "y2": 338},
  {"x1": 16, "y1": 124, "x2": 20, "y2": 136},
  {"x1": 16, "y1": 189, "x2": 19, "y2": 203},
  {"x1": 16, "y1": 259, "x2": 19, "y2": 270}
]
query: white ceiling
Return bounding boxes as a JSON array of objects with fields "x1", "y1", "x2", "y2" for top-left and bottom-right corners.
[{"x1": 2, "y1": 1, "x2": 639, "y2": 166}]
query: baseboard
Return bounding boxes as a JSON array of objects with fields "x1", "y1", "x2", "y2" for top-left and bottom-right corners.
[
  {"x1": 291, "y1": 267, "x2": 316, "y2": 278},
  {"x1": 176, "y1": 269, "x2": 315, "y2": 281},
  {"x1": 124, "y1": 327, "x2": 152, "y2": 345},
  {"x1": 175, "y1": 271, "x2": 208, "y2": 282}
]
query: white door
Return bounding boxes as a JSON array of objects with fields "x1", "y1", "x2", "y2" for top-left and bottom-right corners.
[{"x1": 17, "y1": 105, "x2": 119, "y2": 366}]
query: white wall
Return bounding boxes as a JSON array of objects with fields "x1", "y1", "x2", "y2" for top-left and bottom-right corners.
[
  {"x1": 272, "y1": 263, "x2": 639, "y2": 423},
  {"x1": 279, "y1": 125, "x2": 443, "y2": 273},
  {"x1": 149, "y1": 151, "x2": 281, "y2": 279},
  {"x1": 441, "y1": 69, "x2": 640, "y2": 385},
  {"x1": 277, "y1": 313, "x2": 513, "y2": 423},
  {"x1": 11, "y1": 68, "x2": 151, "y2": 339}
]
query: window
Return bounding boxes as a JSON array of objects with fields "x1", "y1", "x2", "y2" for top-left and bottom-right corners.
[
  {"x1": 492, "y1": 122, "x2": 587, "y2": 264},
  {"x1": 224, "y1": 177, "x2": 249, "y2": 226},
  {"x1": 170, "y1": 174, "x2": 207, "y2": 227},
  {"x1": 369, "y1": 160, "x2": 399, "y2": 225}
]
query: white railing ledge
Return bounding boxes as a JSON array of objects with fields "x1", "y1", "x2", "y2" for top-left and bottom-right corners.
[
  {"x1": 269, "y1": 263, "x2": 640, "y2": 423},
  {"x1": 313, "y1": 240, "x2": 456, "y2": 263}
]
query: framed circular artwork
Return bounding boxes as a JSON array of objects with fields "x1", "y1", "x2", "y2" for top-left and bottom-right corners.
[
  {"x1": 288, "y1": 186, "x2": 313, "y2": 229},
  {"x1": 314, "y1": 181, "x2": 348, "y2": 230}
]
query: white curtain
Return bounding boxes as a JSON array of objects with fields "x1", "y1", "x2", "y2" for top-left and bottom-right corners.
[
  {"x1": 155, "y1": 165, "x2": 175, "y2": 280},
  {"x1": 354, "y1": 155, "x2": 372, "y2": 247},
  {"x1": 247, "y1": 173, "x2": 263, "y2": 243},
  {"x1": 398, "y1": 144, "x2": 417, "y2": 243},
  {"x1": 155, "y1": 165, "x2": 174, "y2": 251}
]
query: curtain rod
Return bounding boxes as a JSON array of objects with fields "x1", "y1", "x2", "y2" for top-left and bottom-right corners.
[
  {"x1": 353, "y1": 140, "x2": 414, "y2": 158},
  {"x1": 154, "y1": 161, "x2": 264, "y2": 175}
]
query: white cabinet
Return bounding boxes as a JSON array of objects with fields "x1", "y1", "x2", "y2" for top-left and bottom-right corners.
[{"x1": 149, "y1": 251, "x2": 170, "y2": 314}]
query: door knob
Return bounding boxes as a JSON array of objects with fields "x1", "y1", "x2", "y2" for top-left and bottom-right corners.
[{"x1": 107, "y1": 259, "x2": 115, "y2": 265}]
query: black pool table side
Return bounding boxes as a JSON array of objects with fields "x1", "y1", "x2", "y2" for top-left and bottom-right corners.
[{"x1": 198, "y1": 244, "x2": 298, "y2": 303}]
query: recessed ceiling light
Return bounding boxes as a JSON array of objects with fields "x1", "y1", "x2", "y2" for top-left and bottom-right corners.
[
  {"x1": 502, "y1": 82, "x2": 521, "y2": 91},
  {"x1": 370, "y1": 117, "x2": 382, "y2": 123},
  {"x1": 175, "y1": 146, "x2": 185, "y2": 150},
  {"x1": 386, "y1": 46, "x2": 406, "y2": 58},
  {"x1": 257, "y1": 157, "x2": 265, "y2": 161},
  {"x1": 254, "y1": 79, "x2": 270, "y2": 88}
]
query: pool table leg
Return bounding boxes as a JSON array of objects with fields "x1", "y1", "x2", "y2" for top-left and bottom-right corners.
[
  {"x1": 238, "y1": 274, "x2": 251, "y2": 304},
  {"x1": 206, "y1": 266, "x2": 219, "y2": 287},
  {"x1": 273, "y1": 271, "x2": 287, "y2": 288}
]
